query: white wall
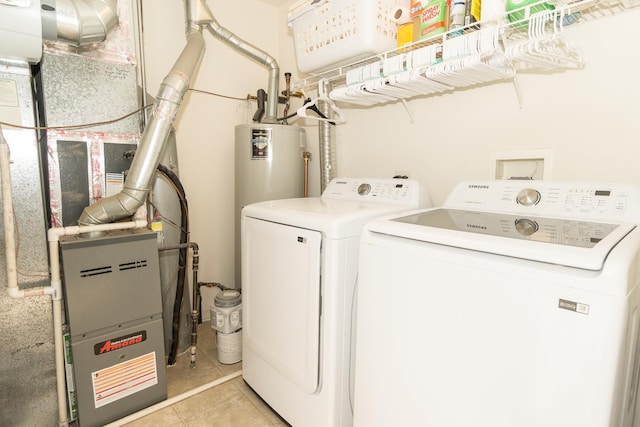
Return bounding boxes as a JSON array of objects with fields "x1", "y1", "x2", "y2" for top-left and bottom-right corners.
[
  {"x1": 142, "y1": 3, "x2": 640, "y2": 298},
  {"x1": 331, "y1": 10, "x2": 640, "y2": 205}
]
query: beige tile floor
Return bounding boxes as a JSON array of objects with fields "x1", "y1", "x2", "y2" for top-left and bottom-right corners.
[{"x1": 124, "y1": 322, "x2": 291, "y2": 427}]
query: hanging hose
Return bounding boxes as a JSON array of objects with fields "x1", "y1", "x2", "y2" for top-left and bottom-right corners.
[{"x1": 156, "y1": 164, "x2": 189, "y2": 366}]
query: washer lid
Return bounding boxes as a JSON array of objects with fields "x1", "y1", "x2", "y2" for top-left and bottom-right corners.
[{"x1": 368, "y1": 208, "x2": 636, "y2": 270}]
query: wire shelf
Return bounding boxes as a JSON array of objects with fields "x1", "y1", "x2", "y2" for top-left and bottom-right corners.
[{"x1": 293, "y1": 0, "x2": 638, "y2": 94}]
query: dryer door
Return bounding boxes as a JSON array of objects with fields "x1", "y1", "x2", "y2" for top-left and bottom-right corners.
[{"x1": 243, "y1": 217, "x2": 322, "y2": 393}]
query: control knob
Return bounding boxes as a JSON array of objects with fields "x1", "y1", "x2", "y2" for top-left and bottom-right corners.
[
  {"x1": 516, "y1": 188, "x2": 541, "y2": 206},
  {"x1": 515, "y1": 218, "x2": 539, "y2": 236},
  {"x1": 358, "y1": 183, "x2": 371, "y2": 196}
]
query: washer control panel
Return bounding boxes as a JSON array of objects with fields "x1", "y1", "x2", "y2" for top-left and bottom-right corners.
[
  {"x1": 444, "y1": 181, "x2": 640, "y2": 222},
  {"x1": 322, "y1": 177, "x2": 429, "y2": 206}
]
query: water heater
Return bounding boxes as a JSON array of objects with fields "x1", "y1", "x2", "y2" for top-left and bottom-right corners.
[{"x1": 234, "y1": 123, "x2": 306, "y2": 286}]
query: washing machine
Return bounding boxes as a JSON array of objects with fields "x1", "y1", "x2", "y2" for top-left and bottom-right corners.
[
  {"x1": 354, "y1": 180, "x2": 640, "y2": 427},
  {"x1": 241, "y1": 177, "x2": 431, "y2": 427}
]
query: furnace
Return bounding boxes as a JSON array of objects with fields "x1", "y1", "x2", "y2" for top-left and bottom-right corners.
[{"x1": 60, "y1": 229, "x2": 166, "y2": 427}]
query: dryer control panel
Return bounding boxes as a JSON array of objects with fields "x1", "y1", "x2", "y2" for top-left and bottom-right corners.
[
  {"x1": 444, "y1": 181, "x2": 640, "y2": 222},
  {"x1": 322, "y1": 177, "x2": 431, "y2": 207}
]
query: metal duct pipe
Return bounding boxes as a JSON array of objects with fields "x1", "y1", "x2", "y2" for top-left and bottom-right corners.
[
  {"x1": 41, "y1": 0, "x2": 119, "y2": 47},
  {"x1": 78, "y1": 4, "x2": 207, "y2": 225},
  {"x1": 318, "y1": 80, "x2": 336, "y2": 193},
  {"x1": 205, "y1": 15, "x2": 279, "y2": 123}
]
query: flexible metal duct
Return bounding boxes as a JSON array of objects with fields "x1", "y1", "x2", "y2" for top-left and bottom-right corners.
[
  {"x1": 318, "y1": 80, "x2": 336, "y2": 193},
  {"x1": 78, "y1": 1, "x2": 208, "y2": 225},
  {"x1": 205, "y1": 17, "x2": 280, "y2": 123},
  {"x1": 40, "y1": 0, "x2": 119, "y2": 46}
]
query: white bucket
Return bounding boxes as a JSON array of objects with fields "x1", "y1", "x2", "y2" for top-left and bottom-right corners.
[{"x1": 216, "y1": 330, "x2": 242, "y2": 364}]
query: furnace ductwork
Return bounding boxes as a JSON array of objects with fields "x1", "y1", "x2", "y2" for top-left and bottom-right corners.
[
  {"x1": 77, "y1": 0, "x2": 209, "y2": 225},
  {"x1": 42, "y1": 0, "x2": 119, "y2": 47},
  {"x1": 78, "y1": 27, "x2": 206, "y2": 225},
  {"x1": 78, "y1": 0, "x2": 283, "y2": 225}
]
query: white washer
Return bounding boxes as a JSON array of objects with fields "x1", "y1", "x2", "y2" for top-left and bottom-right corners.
[
  {"x1": 241, "y1": 177, "x2": 431, "y2": 427},
  {"x1": 354, "y1": 181, "x2": 640, "y2": 427}
]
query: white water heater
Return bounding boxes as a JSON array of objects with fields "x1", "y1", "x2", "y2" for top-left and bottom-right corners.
[{"x1": 234, "y1": 123, "x2": 306, "y2": 287}]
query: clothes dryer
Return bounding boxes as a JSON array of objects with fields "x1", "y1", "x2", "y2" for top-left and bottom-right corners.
[
  {"x1": 241, "y1": 177, "x2": 431, "y2": 427},
  {"x1": 354, "y1": 181, "x2": 640, "y2": 427}
]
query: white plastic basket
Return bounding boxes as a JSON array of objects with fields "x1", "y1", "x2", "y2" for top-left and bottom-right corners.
[{"x1": 288, "y1": 0, "x2": 401, "y2": 74}]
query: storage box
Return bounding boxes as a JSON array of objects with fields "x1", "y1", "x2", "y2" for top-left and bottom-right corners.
[{"x1": 287, "y1": 0, "x2": 401, "y2": 74}]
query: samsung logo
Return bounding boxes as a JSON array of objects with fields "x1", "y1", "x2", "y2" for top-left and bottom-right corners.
[
  {"x1": 466, "y1": 224, "x2": 487, "y2": 230},
  {"x1": 468, "y1": 184, "x2": 490, "y2": 189}
]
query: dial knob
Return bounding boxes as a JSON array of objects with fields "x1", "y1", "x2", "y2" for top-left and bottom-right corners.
[
  {"x1": 516, "y1": 188, "x2": 541, "y2": 206},
  {"x1": 515, "y1": 218, "x2": 539, "y2": 236},
  {"x1": 358, "y1": 183, "x2": 371, "y2": 196}
]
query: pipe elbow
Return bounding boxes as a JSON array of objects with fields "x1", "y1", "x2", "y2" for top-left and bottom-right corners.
[
  {"x1": 50, "y1": 0, "x2": 119, "y2": 47},
  {"x1": 263, "y1": 55, "x2": 279, "y2": 72},
  {"x1": 77, "y1": 189, "x2": 146, "y2": 226},
  {"x1": 7, "y1": 286, "x2": 24, "y2": 299}
]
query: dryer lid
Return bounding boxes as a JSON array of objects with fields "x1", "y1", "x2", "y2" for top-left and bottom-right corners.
[{"x1": 368, "y1": 208, "x2": 636, "y2": 270}]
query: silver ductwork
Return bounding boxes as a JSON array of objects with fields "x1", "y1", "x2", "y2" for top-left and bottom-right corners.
[
  {"x1": 206, "y1": 17, "x2": 280, "y2": 124},
  {"x1": 78, "y1": 2, "x2": 208, "y2": 225},
  {"x1": 78, "y1": 0, "x2": 283, "y2": 225},
  {"x1": 318, "y1": 80, "x2": 336, "y2": 193},
  {"x1": 41, "y1": 0, "x2": 119, "y2": 47}
]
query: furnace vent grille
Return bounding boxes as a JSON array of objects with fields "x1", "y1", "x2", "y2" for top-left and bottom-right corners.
[
  {"x1": 119, "y1": 260, "x2": 148, "y2": 271},
  {"x1": 80, "y1": 266, "x2": 113, "y2": 277}
]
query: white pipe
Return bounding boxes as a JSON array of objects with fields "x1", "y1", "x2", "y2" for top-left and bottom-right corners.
[
  {"x1": 0, "y1": 127, "x2": 18, "y2": 295},
  {"x1": 103, "y1": 370, "x2": 243, "y2": 426}
]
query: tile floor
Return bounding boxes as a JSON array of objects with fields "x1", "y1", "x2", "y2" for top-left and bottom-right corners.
[{"x1": 123, "y1": 322, "x2": 291, "y2": 427}]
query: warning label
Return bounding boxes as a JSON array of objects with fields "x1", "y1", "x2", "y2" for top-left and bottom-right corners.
[{"x1": 92, "y1": 352, "x2": 158, "y2": 408}]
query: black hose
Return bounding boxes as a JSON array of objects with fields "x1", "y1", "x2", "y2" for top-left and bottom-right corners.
[
  {"x1": 253, "y1": 89, "x2": 266, "y2": 122},
  {"x1": 157, "y1": 164, "x2": 189, "y2": 366}
]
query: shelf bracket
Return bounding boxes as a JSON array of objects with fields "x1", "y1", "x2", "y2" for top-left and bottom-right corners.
[
  {"x1": 400, "y1": 99, "x2": 415, "y2": 124},
  {"x1": 511, "y1": 75, "x2": 524, "y2": 109}
]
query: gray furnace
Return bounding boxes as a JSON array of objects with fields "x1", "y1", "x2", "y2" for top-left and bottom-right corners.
[{"x1": 60, "y1": 228, "x2": 166, "y2": 426}]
